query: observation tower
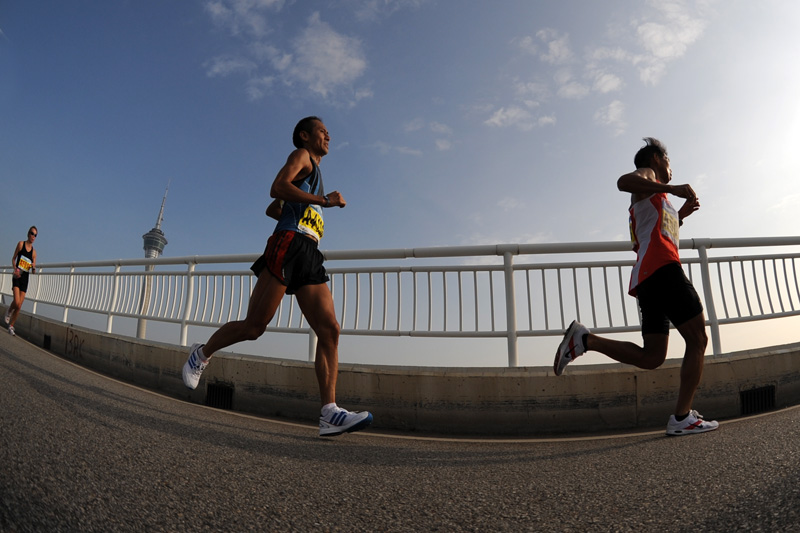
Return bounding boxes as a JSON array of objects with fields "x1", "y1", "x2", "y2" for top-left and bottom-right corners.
[{"x1": 137, "y1": 185, "x2": 169, "y2": 338}]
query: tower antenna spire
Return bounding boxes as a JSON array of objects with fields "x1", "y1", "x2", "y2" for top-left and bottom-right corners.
[{"x1": 155, "y1": 180, "x2": 170, "y2": 230}]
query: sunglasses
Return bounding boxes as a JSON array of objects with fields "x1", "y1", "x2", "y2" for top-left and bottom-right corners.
[{"x1": 29, "y1": 232, "x2": 37, "y2": 237}]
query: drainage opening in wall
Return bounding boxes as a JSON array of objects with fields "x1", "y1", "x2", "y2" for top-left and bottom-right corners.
[
  {"x1": 206, "y1": 382, "x2": 234, "y2": 410},
  {"x1": 740, "y1": 385, "x2": 776, "y2": 416},
  {"x1": 43, "y1": 335, "x2": 51, "y2": 350}
]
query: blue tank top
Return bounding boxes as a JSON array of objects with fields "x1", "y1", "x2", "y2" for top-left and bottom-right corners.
[{"x1": 274, "y1": 157, "x2": 325, "y2": 241}]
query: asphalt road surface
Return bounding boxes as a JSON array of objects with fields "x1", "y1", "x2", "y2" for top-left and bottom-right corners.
[{"x1": 2, "y1": 334, "x2": 800, "y2": 532}]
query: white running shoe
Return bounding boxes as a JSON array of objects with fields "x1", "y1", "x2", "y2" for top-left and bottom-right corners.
[
  {"x1": 666, "y1": 409, "x2": 719, "y2": 436},
  {"x1": 182, "y1": 344, "x2": 207, "y2": 390},
  {"x1": 8, "y1": 326, "x2": 15, "y2": 336},
  {"x1": 319, "y1": 406, "x2": 373, "y2": 437},
  {"x1": 554, "y1": 320, "x2": 590, "y2": 376},
  {"x1": 4, "y1": 307, "x2": 10, "y2": 324}
]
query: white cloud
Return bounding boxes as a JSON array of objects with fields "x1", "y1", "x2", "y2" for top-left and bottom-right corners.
[
  {"x1": 484, "y1": 106, "x2": 534, "y2": 130},
  {"x1": 205, "y1": 0, "x2": 284, "y2": 38},
  {"x1": 286, "y1": 13, "x2": 367, "y2": 98},
  {"x1": 632, "y1": 0, "x2": 711, "y2": 84},
  {"x1": 594, "y1": 100, "x2": 626, "y2": 135},
  {"x1": 538, "y1": 115, "x2": 556, "y2": 127},
  {"x1": 403, "y1": 120, "x2": 453, "y2": 150},
  {"x1": 435, "y1": 139, "x2": 452, "y2": 151},
  {"x1": 353, "y1": 0, "x2": 427, "y2": 22},
  {"x1": 354, "y1": 87, "x2": 374, "y2": 102},
  {"x1": 558, "y1": 81, "x2": 590, "y2": 99},
  {"x1": 498, "y1": 0, "x2": 714, "y2": 131},
  {"x1": 515, "y1": 35, "x2": 538, "y2": 56},
  {"x1": 204, "y1": 7, "x2": 367, "y2": 102},
  {"x1": 404, "y1": 118, "x2": 426, "y2": 132},
  {"x1": 484, "y1": 105, "x2": 555, "y2": 131},
  {"x1": 245, "y1": 75, "x2": 274, "y2": 100},
  {"x1": 536, "y1": 28, "x2": 573, "y2": 65},
  {"x1": 429, "y1": 122, "x2": 452, "y2": 135},
  {"x1": 637, "y1": 2, "x2": 707, "y2": 60},
  {"x1": 592, "y1": 71, "x2": 624, "y2": 93},
  {"x1": 514, "y1": 80, "x2": 549, "y2": 106},
  {"x1": 204, "y1": 55, "x2": 257, "y2": 77}
]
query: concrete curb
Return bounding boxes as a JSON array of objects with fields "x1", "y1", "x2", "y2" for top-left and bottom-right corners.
[{"x1": 8, "y1": 308, "x2": 800, "y2": 436}]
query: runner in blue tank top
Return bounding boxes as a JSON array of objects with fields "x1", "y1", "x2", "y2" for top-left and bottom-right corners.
[{"x1": 181, "y1": 116, "x2": 372, "y2": 437}]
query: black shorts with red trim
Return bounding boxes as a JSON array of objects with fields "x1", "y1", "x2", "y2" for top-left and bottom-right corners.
[
  {"x1": 636, "y1": 262, "x2": 704, "y2": 335},
  {"x1": 250, "y1": 230, "x2": 329, "y2": 295}
]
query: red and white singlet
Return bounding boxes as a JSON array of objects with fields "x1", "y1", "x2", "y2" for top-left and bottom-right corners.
[{"x1": 628, "y1": 192, "x2": 681, "y2": 296}]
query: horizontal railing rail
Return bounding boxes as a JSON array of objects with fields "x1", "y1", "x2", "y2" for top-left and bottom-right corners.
[{"x1": 2, "y1": 236, "x2": 800, "y2": 367}]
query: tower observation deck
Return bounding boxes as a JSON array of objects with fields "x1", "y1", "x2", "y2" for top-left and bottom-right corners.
[
  {"x1": 138, "y1": 185, "x2": 169, "y2": 338},
  {"x1": 142, "y1": 185, "x2": 168, "y2": 258}
]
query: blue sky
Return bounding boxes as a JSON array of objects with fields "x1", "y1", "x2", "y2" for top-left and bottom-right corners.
[{"x1": 2, "y1": 1, "x2": 800, "y2": 364}]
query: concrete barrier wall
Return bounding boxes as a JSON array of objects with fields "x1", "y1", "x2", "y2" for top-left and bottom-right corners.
[{"x1": 8, "y1": 309, "x2": 800, "y2": 435}]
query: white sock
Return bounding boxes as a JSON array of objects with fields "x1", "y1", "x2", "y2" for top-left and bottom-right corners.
[
  {"x1": 321, "y1": 403, "x2": 337, "y2": 416},
  {"x1": 197, "y1": 345, "x2": 209, "y2": 362}
]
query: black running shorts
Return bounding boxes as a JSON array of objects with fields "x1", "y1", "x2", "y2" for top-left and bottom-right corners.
[
  {"x1": 12, "y1": 273, "x2": 29, "y2": 293},
  {"x1": 636, "y1": 262, "x2": 704, "y2": 335},
  {"x1": 250, "y1": 230, "x2": 329, "y2": 295}
]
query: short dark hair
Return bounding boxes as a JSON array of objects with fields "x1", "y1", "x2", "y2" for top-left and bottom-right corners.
[
  {"x1": 634, "y1": 137, "x2": 667, "y2": 169},
  {"x1": 292, "y1": 116, "x2": 322, "y2": 149}
]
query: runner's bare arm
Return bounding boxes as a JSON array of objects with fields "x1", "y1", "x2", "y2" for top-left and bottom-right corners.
[
  {"x1": 270, "y1": 149, "x2": 330, "y2": 207},
  {"x1": 265, "y1": 199, "x2": 283, "y2": 220},
  {"x1": 618, "y1": 169, "x2": 697, "y2": 202}
]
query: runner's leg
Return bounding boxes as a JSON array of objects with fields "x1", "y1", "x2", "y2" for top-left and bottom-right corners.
[
  {"x1": 295, "y1": 283, "x2": 339, "y2": 406},
  {"x1": 203, "y1": 271, "x2": 287, "y2": 357}
]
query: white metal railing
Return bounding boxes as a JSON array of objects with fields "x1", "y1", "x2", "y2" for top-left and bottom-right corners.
[{"x1": 2, "y1": 236, "x2": 800, "y2": 367}]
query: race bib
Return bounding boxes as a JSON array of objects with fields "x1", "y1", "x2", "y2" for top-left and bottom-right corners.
[
  {"x1": 299, "y1": 205, "x2": 324, "y2": 240},
  {"x1": 660, "y1": 199, "x2": 679, "y2": 246},
  {"x1": 17, "y1": 256, "x2": 32, "y2": 273}
]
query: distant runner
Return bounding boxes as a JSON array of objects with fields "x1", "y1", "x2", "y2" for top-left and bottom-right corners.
[{"x1": 5, "y1": 226, "x2": 38, "y2": 337}]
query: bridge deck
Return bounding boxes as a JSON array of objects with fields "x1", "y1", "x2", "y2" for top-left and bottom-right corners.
[{"x1": 2, "y1": 335, "x2": 799, "y2": 531}]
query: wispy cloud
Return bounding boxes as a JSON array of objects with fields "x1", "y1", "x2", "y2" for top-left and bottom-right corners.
[
  {"x1": 484, "y1": 106, "x2": 536, "y2": 131},
  {"x1": 204, "y1": 3, "x2": 369, "y2": 103},
  {"x1": 352, "y1": 0, "x2": 428, "y2": 23},
  {"x1": 536, "y1": 29, "x2": 574, "y2": 65},
  {"x1": 593, "y1": 100, "x2": 627, "y2": 136},
  {"x1": 282, "y1": 13, "x2": 366, "y2": 98},
  {"x1": 204, "y1": 55, "x2": 257, "y2": 77},
  {"x1": 371, "y1": 141, "x2": 423, "y2": 157},
  {"x1": 493, "y1": 0, "x2": 715, "y2": 134},
  {"x1": 403, "y1": 119, "x2": 454, "y2": 151},
  {"x1": 205, "y1": 0, "x2": 284, "y2": 39}
]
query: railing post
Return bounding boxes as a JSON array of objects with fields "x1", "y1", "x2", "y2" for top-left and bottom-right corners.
[
  {"x1": 696, "y1": 245, "x2": 722, "y2": 355},
  {"x1": 502, "y1": 251, "x2": 519, "y2": 367},
  {"x1": 107, "y1": 265, "x2": 121, "y2": 333},
  {"x1": 62, "y1": 266, "x2": 75, "y2": 323},
  {"x1": 179, "y1": 262, "x2": 197, "y2": 346},
  {"x1": 31, "y1": 267, "x2": 42, "y2": 315}
]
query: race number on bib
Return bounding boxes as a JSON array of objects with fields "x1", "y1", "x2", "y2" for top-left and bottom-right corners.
[
  {"x1": 660, "y1": 199, "x2": 679, "y2": 246},
  {"x1": 17, "y1": 257, "x2": 32, "y2": 273},
  {"x1": 299, "y1": 205, "x2": 324, "y2": 240}
]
